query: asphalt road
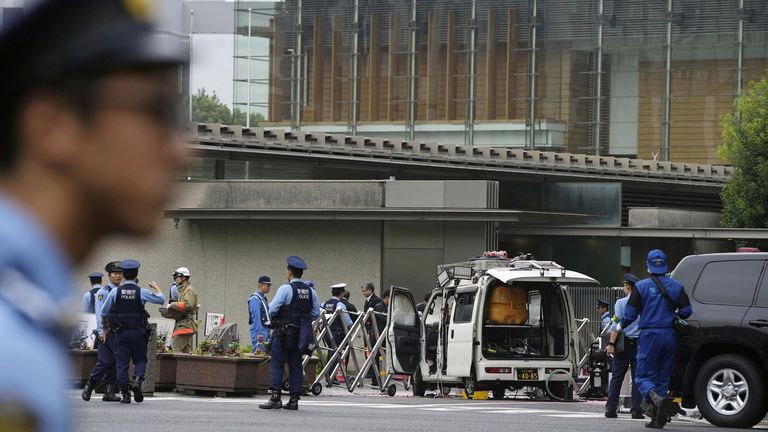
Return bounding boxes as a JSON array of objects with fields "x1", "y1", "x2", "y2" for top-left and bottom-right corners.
[{"x1": 73, "y1": 388, "x2": 765, "y2": 432}]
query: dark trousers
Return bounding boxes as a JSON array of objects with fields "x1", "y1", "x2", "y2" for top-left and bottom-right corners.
[
  {"x1": 636, "y1": 328, "x2": 676, "y2": 400},
  {"x1": 606, "y1": 338, "x2": 642, "y2": 414},
  {"x1": 88, "y1": 332, "x2": 117, "y2": 384},
  {"x1": 114, "y1": 328, "x2": 148, "y2": 386},
  {"x1": 270, "y1": 331, "x2": 303, "y2": 394},
  {"x1": 325, "y1": 330, "x2": 345, "y2": 378}
]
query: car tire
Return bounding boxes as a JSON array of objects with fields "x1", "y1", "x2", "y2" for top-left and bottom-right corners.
[
  {"x1": 464, "y1": 369, "x2": 477, "y2": 398},
  {"x1": 412, "y1": 368, "x2": 426, "y2": 397},
  {"x1": 694, "y1": 354, "x2": 767, "y2": 428},
  {"x1": 492, "y1": 386, "x2": 506, "y2": 400}
]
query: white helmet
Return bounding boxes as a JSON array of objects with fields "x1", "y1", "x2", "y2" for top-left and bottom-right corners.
[{"x1": 173, "y1": 267, "x2": 191, "y2": 277}]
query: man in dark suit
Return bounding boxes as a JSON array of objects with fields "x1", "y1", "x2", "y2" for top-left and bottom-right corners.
[{"x1": 361, "y1": 282, "x2": 382, "y2": 385}]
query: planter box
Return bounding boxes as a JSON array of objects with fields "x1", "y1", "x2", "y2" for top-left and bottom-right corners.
[
  {"x1": 174, "y1": 354, "x2": 319, "y2": 396},
  {"x1": 70, "y1": 349, "x2": 98, "y2": 388},
  {"x1": 154, "y1": 353, "x2": 177, "y2": 392}
]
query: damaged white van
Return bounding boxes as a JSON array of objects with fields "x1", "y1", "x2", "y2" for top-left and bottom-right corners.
[{"x1": 385, "y1": 255, "x2": 600, "y2": 400}]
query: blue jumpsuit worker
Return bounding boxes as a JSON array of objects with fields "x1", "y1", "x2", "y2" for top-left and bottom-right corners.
[
  {"x1": 621, "y1": 249, "x2": 692, "y2": 429},
  {"x1": 82, "y1": 261, "x2": 124, "y2": 402},
  {"x1": 101, "y1": 259, "x2": 165, "y2": 404},
  {"x1": 249, "y1": 275, "x2": 272, "y2": 352},
  {"x1": 82, "y1": 272, "x2": 104, "y2": 313},
  {"x1": 259, "y1": 256, "x2": 321, "y2": 411},
  {"x1": 0, "y1": 0, "x2": 186, "y2": 429},
  {"x1": 322, "y1": 283, "x2": 354, "y2": 381},
  {"x1": 604, "y1": 273, "x2": 643, "y2": 419}
]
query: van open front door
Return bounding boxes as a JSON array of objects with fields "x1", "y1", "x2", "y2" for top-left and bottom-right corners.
[{"x1": 386, "y1": 286, "x2": 421, "y2": 374}]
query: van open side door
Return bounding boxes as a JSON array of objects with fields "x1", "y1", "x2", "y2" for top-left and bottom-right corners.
[
  {"x1": 445, "y1": 286, "x2": 478, "y2": 377},
  {"x1": 386, "y1": 286, "x2": 421, "y2": 374}
]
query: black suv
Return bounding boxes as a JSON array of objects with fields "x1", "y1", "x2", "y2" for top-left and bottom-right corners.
[{"x1": 670, "y1": 252, "x2": 768, "y2": 428}]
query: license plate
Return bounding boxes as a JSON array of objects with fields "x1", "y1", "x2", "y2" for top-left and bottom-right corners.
[{"x1": 516, "y1": 368, "x2": 539, "y2": 381}]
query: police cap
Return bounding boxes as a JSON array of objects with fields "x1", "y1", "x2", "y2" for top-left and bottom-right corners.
[
  {"x1": 286, "y1": 256, "x2": 308, "y2": 270},
  {"x1": 0, "y1": 0, "x2": 187, "y2": 102},
  {"x1": 88, "y1": 272, "x2": 104, "y2": 279},
  {"x1": 624, "y1": 272, "x2": 640, "y2": 286},
  {"x1": 258, "y1": 275, "x2": 272, "y2": 285},
  {"x1": 104, "y1": 260, "x2": 123, "y2": 273},
  {"x1": 120, "y1": 259, "x2": 141, "y2": 271},
  {"x1": 330, "y1": 283, "x2": 346, "y2": 295},
  {"x1": 596, "y1": 299, "x2": 610, "y2": 309}
]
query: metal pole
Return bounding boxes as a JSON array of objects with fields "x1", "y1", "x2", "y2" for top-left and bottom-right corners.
[
  {"x1": 594, "y1": 0, "x2": 604, "y2": 155},
  {"x1": 292, "y1": 0, "x2": 303, "y2": 131},
  {"x1": 465, "y1": 0, "x2": 477, "y2": 147},
  {"x1": 406, "y1": 0, "x2": 417, "y2": 141},
  {"x1": 661, "y1": 0, "x2": 672, "y2": 161},
  {"x1": 247, "y1": 8, "x2": 252, "y2": 127},
  {"x1": 527, "y1": 0, "x2": 538, "y2": 149},
  {"x1": 189, "y1": 9, "x2": 195, "y2": 123},
  {"x1": 349, "y1": 0, "x2": 360, "y2": 136},
  {"x1": 736, "y1": 0, "x2": 745, "y2": 96}
]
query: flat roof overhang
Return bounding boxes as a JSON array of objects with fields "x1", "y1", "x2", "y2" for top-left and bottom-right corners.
[
  {"x1": 501, "y1": 226, "x2": 768, "y2": 239},
  {"x1": 165, "y1": 208, "x2": 591, "y2": 224}
]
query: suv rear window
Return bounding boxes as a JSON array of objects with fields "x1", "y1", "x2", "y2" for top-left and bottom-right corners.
[{"x1": 694, "y1": 260, "x2": 763, "y2": 306}]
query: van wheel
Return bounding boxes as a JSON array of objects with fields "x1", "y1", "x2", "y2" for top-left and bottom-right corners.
[
  {"x1": 695, "y1": 354, "x2": 767, "y2": 428},
  {"x1": 412, "y1": 369, "x2": 426, "y2": 397},
  {"x1": 464, "y1": 370, "x2": 477, "y2": 398}
]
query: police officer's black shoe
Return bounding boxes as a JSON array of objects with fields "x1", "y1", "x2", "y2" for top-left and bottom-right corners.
[
  {"x1": 283, "y1": 394, "x2": 299, "y2": 411},
  {"x1": 631, "y1": 412, "x2": 646, "y2": 420},
  {"x1": 258, "y1": 390, "x2": 282, "y2": 409},
  {"x1": 119, "y1": 385, "x2": 132, "y2": 404},
  {"x1": 81, "y1": 379, "x2": 95, "y2": 401},
  {"x1": 132, "y1": 377, "x2": 144, "y2": 403},
  {"x1": 645, "y1": 418, "x2": 663, "y2": 429},
  {"x1": 102, "y1": 384, "x2": 122, "y2": 402},
  {"x1": 604, "y1": 411, "x2": 617, "y2": 418}
]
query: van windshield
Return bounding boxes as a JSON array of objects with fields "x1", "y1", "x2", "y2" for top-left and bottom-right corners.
[{"x1": 482, "y1": 281, "x2": 568, "y2": 359}]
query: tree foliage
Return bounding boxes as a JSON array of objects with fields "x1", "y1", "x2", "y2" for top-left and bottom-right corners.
[
  {"x1": 719, "y1": 71, "x2": 768, "y2": 247},
  {"x1": 190, "y1": 88, "x2": 265, "y2": 126}
]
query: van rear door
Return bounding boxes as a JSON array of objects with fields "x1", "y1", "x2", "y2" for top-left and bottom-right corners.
[
  {"x1": 386, "y1": 286, "x2": 421, "y2": 374},
  {"x1": 446, "y1": 286, "x2": 478, "y2": 377}
]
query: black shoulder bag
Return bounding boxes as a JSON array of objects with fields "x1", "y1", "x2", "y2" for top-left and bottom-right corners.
[{"x1": 650, "y1": 275, "x2": 689, "y2": 336}]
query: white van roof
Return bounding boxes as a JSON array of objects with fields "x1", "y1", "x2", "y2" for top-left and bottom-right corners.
[{"x1": 486, "y1": 266, "x2": 599, "y2": 285}]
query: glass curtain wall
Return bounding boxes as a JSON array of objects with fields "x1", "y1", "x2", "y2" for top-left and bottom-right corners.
[{"x1": 232, "y1": 0, "x2": 768, "y2": 164}]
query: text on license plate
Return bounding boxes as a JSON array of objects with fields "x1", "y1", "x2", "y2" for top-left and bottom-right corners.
[{"x1": 516, "y1": 368, "x2": 539, "y2": 380}]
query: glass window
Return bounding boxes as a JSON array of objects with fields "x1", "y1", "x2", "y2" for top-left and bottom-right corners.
[
  {"x1": 756, "y1": 264, "x2": 768, "y2": 307},
  {"x1": 392, "y1": 291, "x2": 417, "y2": 327},
  {"x1": 694, "y1": 260, "x2": 763, "y2": 306},
  {"x1": 453, "y1": 291, "x2": 476, "y2": 323}
]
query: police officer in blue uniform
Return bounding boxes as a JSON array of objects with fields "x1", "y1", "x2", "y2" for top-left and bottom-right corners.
[
  {"x1": 249, "y1": 275, "x2": 272, "y2": 352},
  {"x1": 82, "y1": 261, "x2": 124, "y2": 402},
  {"x1": 605, "y1": 273, "x2": 644, "y2": 419},
  {"x1": 101, "y1": 259, "x2": 165, "y2": 403},
  {"x1": 620, "y1": 249, "x2": 693, "y2": 429},
  {"x1": 0, "y1": 0, "x2": 186, "y2": 427},
  {"x1": 259, "y1": 256, "x2": 321, "y2": 411},
  {"x1": 598, "y1": 299, "x2": 612, "y2": 334},
  {"x1": 322, "y1": 283, "x2": 354, "y2": 380},
  {"x1": 82, "y1": 272, "x2": 104, "y2": 313}
]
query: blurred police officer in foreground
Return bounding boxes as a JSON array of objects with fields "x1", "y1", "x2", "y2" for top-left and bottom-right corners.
[
  {"x1": 260, "y1": 256, "x2": 321, "y2": 411},
  {"x1": 0, "y1": 0, "x2": 186, "y2": 428},
  {"x1": 167, "y1": 267, "x2": 198, "y2": 352},
  {"x1": 249, "y1": 275, "x2": 272, "y2": 352},
  {"x1": 81, "y1": 261, "x2": 124, "y2": 403},
  {"x1": 322, "y1": 283, "x2": 354, "y2": 380},
  {"x1": 620, "y1": 250, "x2": 692, "y2": 429},
  {"x1": 101, "y1": 259, "x2": 165, "y2": 403},
  {"x1": 82, "y1": 272, "x2": 104, "y2": 313},
  {"x1": 604, "y1": 273, "x2": 643, "y2": 420}
]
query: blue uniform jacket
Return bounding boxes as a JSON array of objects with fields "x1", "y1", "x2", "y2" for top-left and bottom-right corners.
[
  {"x1": 610, "y1": 296, "x2": 640, "y2": 338},
  {"x1": 81, "y1": 285, "x2": 101, "y2": 312},
  {"x1": 622, "y1": 275, "x2": 692, "y2": 329},
  {"x1": 269, "y1": 278, "x2": 321, "y2": 320},
  {"x1": 0, "y1": 195, "x2": 74, "y2": 432},
  {"x1": 248, "y1": 291, "x2": 271, "y2": 347},
  {"x1": 94, "y1": 283, "x2": 119, "y2": 334},
  {"x1": 101, "y1": 280, "x2": 165, "y2": 314}
]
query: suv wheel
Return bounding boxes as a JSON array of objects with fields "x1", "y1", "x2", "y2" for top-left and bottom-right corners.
[{"x1": 695, "y1": 354, "x2": 767, "y2": 428}]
